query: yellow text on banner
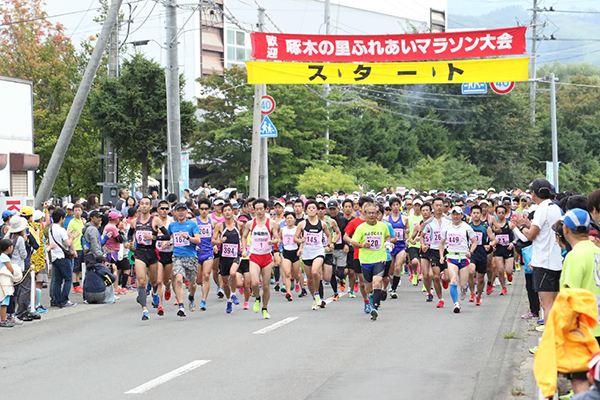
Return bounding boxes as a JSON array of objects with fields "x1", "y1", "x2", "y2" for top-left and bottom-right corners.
[{"x1": 246, "y1": 58, "x2": 529, "y2": 85}]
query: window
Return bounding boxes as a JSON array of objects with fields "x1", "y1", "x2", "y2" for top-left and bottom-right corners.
[
  {"x1": 236, "y1": 31, "x2": 245, "y2": 46},
  {"x1": 225, "y1": 29, "x2": 252, "y2": 68},
  {"x1": 226, "y1": 29, "x2": 235, "y2": 45}
]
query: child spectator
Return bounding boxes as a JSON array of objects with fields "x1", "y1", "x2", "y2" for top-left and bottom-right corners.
[{"x1": 0, "y1": 238, "x2": 17, "y2": 327}]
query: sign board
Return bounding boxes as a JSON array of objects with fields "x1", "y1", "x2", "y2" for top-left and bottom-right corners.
[
  {"x1": 461, "y1": 83, "x2": 488, "y2": 95},
  {"x1": 261, "y1": 95, "x2": 276, "y2": 115},
  {"x1": 0, "y1": 196, "x2": 34, "y2": 213},
  {"x1": 260, "y1": 115, "x2": 278, "y2": 138},
  {"x1": 490, "y1": 81, "x2": 515, "y2": 95},
  {"x1": 546, "y1": 161, "x2": 560, "y2": 185},
  {"x1": 181, "y1": 154, "x2": 189, "y2": 190}
]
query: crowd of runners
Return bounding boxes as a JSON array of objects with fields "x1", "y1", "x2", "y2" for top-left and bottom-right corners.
[{"x1": 1, "y1": 182, "x2": 565, "y2": 326}]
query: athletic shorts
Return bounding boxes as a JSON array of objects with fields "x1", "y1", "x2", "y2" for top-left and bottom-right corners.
[
  {"x1": 134, "y1": 248, "x2": 159, "y2": 266},
  {"x1": 250, "y1": 253, "x2": 273, "y2": 269},
  {"x1": 349, "y1": 257, "x2": 362, "y2": 274},
  {"x1": 105, "y1": 252, "x2": 130, "y2": 271},
  {"x1": 197, "y1": 250, "x2": 214, "y2": 265},
  {"x1": 429, "y1": 250, "x2": 446, "y2": 270},
  {"x1": 533, "y1": 267, "x2": 561, "y2": 292},
  {"x1": 73, "y1": 250, "x2": 84, "y2": 272},
  {"x1": 471, "y1": 258, "x2": 487, "y2": 274},
  {"x1": 173, "y1": 256, "x2": 198, "y2": 282},
  {"x1": 238, "y1": 259, "x2": 250, "y2": 274},
  {"x1": 383, "y1": 260, "x2": 392, "y2": 277},
  {"x1": 447, "y1": 257, "x2": 469, "y2": 270},
  {"x1": 303, "y1": 255, "x2": 324, "y2": 267},
  {"x1": 407, "y1": 247, "x2": 420, "y2": 261},
  {"x1": 282, "y1": 249, "x2": 299, "y2": 263},
  {"x1": 105, "y1": 251, "x2": 119, "y2": 265},
  {"x1": 333, "y1": 249, "x2": 347, "y2": 268},
  {"x1": 324, "y1": 253, "x2": 333, "y2": 266},
  {"x1": 219, "y1": 257, "x2": 240, "y2": 276},
  {"x1": 493, "y1": 246, "x2": 514, "y2": 259},
  {"x1": 391, "y1": 246, "x2": 406, "y2": 257},
  {"x1": 159, "y1": 251, "x2": 173, "y2": 265},
  {"x1": 1, "y1": 295, "x2": 10, "y2": 306},
  {"x1": 419, "y1": 248, "x2": 431, "y2": 260},
  {"x1": 361, "y1": 262, "x2": 385, "y2": 283}
]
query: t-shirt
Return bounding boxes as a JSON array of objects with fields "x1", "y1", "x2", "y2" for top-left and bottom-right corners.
[
  {"x1": 64, "y1": 215, "x2": 74, "y2": 229},
  {"x1": 422, "y1": 216, "x2": 451, "y2": 250},
  {"x1": 0, "y1": 253, "x2": 10, "y2": 271},
  {"x1": 382, "y1": 220, "x2": 395, "y2": 262},
  {"x1": 407, "y1": 214, "x2": 423, "y2": 248},
  {"x1": 441, "y1": 222, "x2": 475, "y2": 257},
  {"x1": 49, "y1": 224, "x2": 69, "y2": 262},
  {"x1": 103, "y1": 223, "x2": 121, "y2": 252},
  {"x1": 353, "y1": 221, "x2": 389, "y2": 265},
  {"x1": 68, "y1": 217, "x2": 85, "y2": 251},
  {"x1": 531, "y1": 199, "x2": 563, "y2": 271},
  {"x1": 168, "y1": 220, "x2": 200, "y2": 258},
  {"x1": 345, "y1": 217, "x2": 365, "y2": 259},
  {"x1": 560, "y1": 240, "x2": 600, "y2": 337}
]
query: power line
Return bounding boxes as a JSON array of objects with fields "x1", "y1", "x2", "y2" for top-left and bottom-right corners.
[
  {"x1": 350, "y1": 87, "x2": 476, "y2": 113},
  {"x1": 129, "y1": 0, "x2": 159, "y2": 35},
  {"x1": 68, "y1": 0, "x2": 97, "y2": 39}
]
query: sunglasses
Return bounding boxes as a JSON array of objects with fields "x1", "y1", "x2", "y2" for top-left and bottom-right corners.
[
  {"x1": 318, "y1": 207, "x2": 326, "y2": 210},
  {"x1": 159, "y1": 207, "x2": 169, "y2": 211},
  {"x1": 199, "y1": 207, "x2": 209, "y2": 210}
]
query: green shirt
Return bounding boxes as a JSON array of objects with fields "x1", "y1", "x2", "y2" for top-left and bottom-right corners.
[
  {"x1": 68, "y1": 217, "x2": 85, "y2": 251},
  {"x1": 354, "y1": 221, "x2": 389, "y2": 265},
  {"x1": 407, "y1": 214, "x2": 423, "y2": 248},
  {"x1": 560, "y1": 240, "x2": 600, "y2": 336}
]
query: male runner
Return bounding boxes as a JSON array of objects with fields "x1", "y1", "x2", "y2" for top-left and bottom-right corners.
[
  {"x1": 329, "y1": 199, "x2": 351, "y2": 299},
  {"x1": 415, "y1": 202, "x2": 434, "y2": 301},
  {"x1": 211, "y1": 198, "x2": 226, "y2": 299},
  {"x1": 195, "y1": 198, "x2": 217, "y2": 311},
  {"x1": 405, "y1": 199, "x2": 424, "y2": 296},
  {"x1": 340, "y1": 199, "x2": 356, "y2": 297},
  {"x1": 155, "y1": 200, "x2": 174, "y2": 315},
  {"x1": 212, "y1": 202, "x2": 241, "y2": 313},
  {"x1": 387, "y1": 197, "x2": 409, "y2": 295},
  {"x1": 318, "y1": 200, "x2": 341, "y2": 301},
  {"x1": 479, "y1": 200, "x2": 497, "y2": 295},
  {"x1": 271, "y1": 200, "x2": 285, "y2": 291}
]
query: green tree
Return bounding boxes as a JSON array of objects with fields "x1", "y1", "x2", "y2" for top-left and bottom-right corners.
[{"x1": 296, "y1": 166, "x2": 356, "y2": 195}]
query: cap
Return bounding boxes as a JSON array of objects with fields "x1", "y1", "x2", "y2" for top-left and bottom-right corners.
[
  {"x1": 274, "y1": 199, "x2": 285, "y2": 207},
  {"x1": 283, "y1": 207, "x2": 295, "y2": 215},
  {"x1": 237, "y1": 215, "x2": 249, "y2": 223},
  {"x1": 8, "y1": 216, "x2": 27, "y2": 233},
  {"x1": 173, "y1": 202, "x2": 188, "y2": 210},
  {"x1": 502, "y1": 196, "x2": 511, "y2": 204},
  {"x1": 88, "y1": 210, "x2": 101, "y2": 219},
  {"x1": 327, "y1": 200, "x2": 339, "y2": 208},
  {"x1": 479, "y1": 200, "x2": 489, "y2": 206},
  {"x1": 108, "y1": 211, "x2": 121, "y2": 220},
  {"x1": 213, "y1": 198, "x2": 225, "y2": 206},
  {"x1": 413, "y1": 199, "x2": 423, "y2": 206},
  {"x1": 20, "y1": 206, "x2": 34, "y2": 216},
  {"x1": 231, "y1": 201, "x2": 240, "y2": 209},
  {"x1": 487, "y1": 187, "x2": 496, "y2": 193},
  {"x1": 33, "y1": 210, "x2": 44, "y2": 221},
  {"x1": 530, "y1": 178, "x2": 554, "y2": 195},
  {"x1": 66, "y1": 203, "x2": 74, "y2": 210},
  {"x1": 451, "y1": 206, "x2": 464, "y2": 214},
  {"x1": 562, "y1": 208, "x2": 591, "y2": 231},
  {"x1": 2, "y1": 209, "x2": 17, "y2": 221}
]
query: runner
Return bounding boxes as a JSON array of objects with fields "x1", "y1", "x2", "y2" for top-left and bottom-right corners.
[
  {"x1": 405, "y1": 199, "x2": 424, "y2": 297},
  {"x1": 241, "y1": 198, "x2": 280, "y2": 319},
  {"x1": 271, "y1": 200, "x2": 285, "y2": 292},
  {"x1": 155, "y1": 200, "x2": 174, "y2": 316},
  {"x1": 468, "y1": 205, "x2": 496, "y2": 306},
  {"x1": 340, "y1": 199, "x2": 356, "y2": 298},
  {"x1": 212, "y1": 202, "x2": 241, "y2": 313},
  {"x1": 211, "y1": 198, "x2": 226, "y2": 299},
  {"x1": 329, "y1": 199, "x2": 351, "y2": 300},
  {"x1": 295, "y1": 200, "x2": 333, "y2": 310},
  {"x1": 491, "y1": 204, "x2": 516, "y2": 295},
  {"x1": 194, "y1": 198, "x2": 217, "y2": 311},
  {"x1": 127, "y1": 197, "x2": 170, "y2": 321},
  {"x1": 439, "y1": 206, "x2": 477, "y2": 313},
  {"x1": 318, "y1": 200, "x2": 342, "y2": 301},
  {"x1": 293, "y1": 198, "x2": 308, "y2": 298},
  {"x1": 280, "y1": 207, "x2": 301, "y2": 301},
  {"x1": 351, "y1": 203, "x2": 391, "y2": 321},
  {"x1": 479, "y1": 199, "x2": 497, "y2": 295},
  {"x1": 236, "y1": 214, "x2": 252, "y2": 309},
  {"x1": 416, "y1": 202, "x2": 434, "y2": 301},
  {"x1": 168, "y1": 202, "x2": 201, "y2": 317},
  {"x1": 378, "y1": 203, "x2": 397, "y2": 300},
  {"x1": 387, "y1": 197, "x2": 409, "y2": 297}
]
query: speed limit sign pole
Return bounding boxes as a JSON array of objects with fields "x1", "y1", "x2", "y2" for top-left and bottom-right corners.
[{"x1": 259, "y1": 90, "x2": 269, "y2": 199}]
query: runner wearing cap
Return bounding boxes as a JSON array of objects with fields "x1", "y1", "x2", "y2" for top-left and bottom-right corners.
[
  {"x1": 318, "y1": 200, "x2": 341, "y2": 301},
  {"x1": 491, "y1": 204, "x2": 516, "y2": 295},
  {"x1": 103, "y1": 210, "x2": 128, "y2": 295},
  {"x1": 329, "y1": 199, "x2": 350, "y2": 299},
  {"x1": 339, "y1": 199, "x2": 357, "y2": 297},
  {"x1": 468, "y1": 205, "x2": 496, "y2": 306},
  {"x1": 478, "y1": 199, "x2": 497, "y2": 295},
  {"x1": 168, "y1": 202, "x2": 201, "y2": 317},
  {"x1": 281, "y1": 207, "x2": 301, "y2": 301},
  {"x1": 211, "y1": 198, "x2": 226, "y2": 299},
  {"x1": 387, "y1": 197, "x2": 409, "y2": 293},
  {"x1": 416, "y1": 202, "x2": 434, "y2": 301},
  {"x1": 405, "y1": 199, "x2": 423, "y2": 296},
  {"x1": 155, "y1": 200, "x2": 174, "y2": 316},
  {"x1": 271, "y1": 200, "x2": 285, "y2": 292},
  {"x1": 439, "y1": 206, "x2": 477, "y2": 313}
]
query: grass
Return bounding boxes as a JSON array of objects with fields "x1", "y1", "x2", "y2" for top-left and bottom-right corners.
[
  {"x1": 511, "y1": 385, "x2": 525, "y2": 396},
  {"x1": 504, "y1": 331, "x2": 519, "y2": 339}
]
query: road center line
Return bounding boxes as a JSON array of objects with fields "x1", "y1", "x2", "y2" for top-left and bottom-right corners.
[
  {"x1": 253, "y1": 317, "x2": 298, "y2": 334},
  {"x1": 125, "y1": 360, "x2": 211, "y2": 394}
]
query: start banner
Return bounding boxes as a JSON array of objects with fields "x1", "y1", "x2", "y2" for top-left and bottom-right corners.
[
  {"x1": 251, "y1": 26, "x2": 527, "y2": 62},
  {"x1": 246, "y1": 57, "x2": 529, "y2": 85}
]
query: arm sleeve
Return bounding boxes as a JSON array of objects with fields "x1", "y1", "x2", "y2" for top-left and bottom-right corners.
[
  {"x1": 512, "y1": 227, "x2": 528, "y2": 242},
  {"x1": 127, "y1": 228, "x2": 135, "y2": 242},
  {"x1": 156, "y1": 226, "x2": 170, "y2": 241}
]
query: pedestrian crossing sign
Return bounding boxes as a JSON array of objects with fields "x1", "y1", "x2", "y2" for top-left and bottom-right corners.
[{"x1": 260, "y1": 115, "x2": 278, "y2": 138}]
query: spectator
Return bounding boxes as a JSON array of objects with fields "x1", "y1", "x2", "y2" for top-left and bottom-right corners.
[
  {"x1": 517, "y1": 178, "x2": 563, "y2": 331},
  {"x1": 122, "y1": 196, "x2": 137, "y2": 218},
  {"x1": 86, "y1": 194, "x2": 99, "y2": 211},
  {"x1": 82, "y1": 210, "x2": 103, "y2": 265},
  {"x1": 116, "y1": 189, "x2": 129, "y2": 211},
  {"x1": 31, "y1": 210, "x2": 49, "y2": 314},
  {"x1": 48, "y1": 209, "x2": 78, "y2": 308},
  {"x1": 150, "y1": 189, "x2": 160, "y2": 208},
  {"x1": 69, "y1": 204, "x2": 85, "y2": 293},
  {"x1": 135, "y1": 186, "x2": 144, "y2": 202},
  {"x1": 1, "y1": 210, "x2": 17, "y2": 236},
  {"x1": 588, "y1": 189, "x2": 600, "y2": 225},
  {"x1": 572, "y1": 352, "x2": 600, "y2": 400},
  {"x1": 83, "y1": 255, "x2": 117, "y2": 304},
  {"x1": 0, "y1": 238, "x2": 16, "y2": 327}
]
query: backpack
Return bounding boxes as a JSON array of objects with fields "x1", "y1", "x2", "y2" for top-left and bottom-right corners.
[{"x1": 81, "y1": 226, "x2": 91, "y2": 254}]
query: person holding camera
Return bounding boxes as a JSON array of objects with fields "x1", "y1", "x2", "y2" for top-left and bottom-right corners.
[
  {"x1": 48, "y1": 209, "x2": 78, "y2": 308},
  {"x1": 83, "y1": 255, "x2": 117, "y2": 304}
]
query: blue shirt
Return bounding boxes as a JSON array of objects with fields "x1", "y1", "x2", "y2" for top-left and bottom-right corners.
[
  {"x1": 168, "y1": 220, "x2": 200, "y2": 258},
  {"x1": 64, "y1": 215, "x2": 74, "y2": 229},
  {"x1": 383, "y1": 220, "x2": 395, "y2": 262}
]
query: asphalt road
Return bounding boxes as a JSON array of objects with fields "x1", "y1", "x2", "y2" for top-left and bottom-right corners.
[{"x1": 1, "y1": 272, "x2": 530, "y2": 400}]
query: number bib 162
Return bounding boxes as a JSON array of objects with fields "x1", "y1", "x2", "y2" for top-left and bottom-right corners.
[{"x1": 173, "y1": 232, "x2": 190, "y2": 247}]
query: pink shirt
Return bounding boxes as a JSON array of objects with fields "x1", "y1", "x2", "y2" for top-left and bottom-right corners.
[{"x1": 103, "y1": 223, "x2": 121, "y2": 252}]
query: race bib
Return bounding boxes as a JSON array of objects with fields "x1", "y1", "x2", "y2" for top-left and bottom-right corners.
[
  {"x1": 198, "y1": 225, "x2": 212, "y2": 238},
  {"x1": 304, "y1": 231, "x2": 322, "y2": 247},
  {"x1": 394, "y1": 228, "x2": 404, "y2": 241},
  {"x1": 222, "y1": 243, "x2": 238, "y2": 258},
  {"x1": 252, "y1": 235, "x2": 269, "y2": 252},
  {"x1": 423, "y1": 234, "x2": 431, "y2": 246},
  {"x1": 497, "y1": 234, "x2": 509, "y2": 246},
  {"x1": 365, "y1": 235, "x2": 382, "y2": 251},
  {"x1": 432, "y1": 230, "x2": 441, "y2": 245},
  {"x1": 283, "y1": 234, "x2": 295, "y2": 247},
  {"x1": 173, "y1": 232, "x2": 190, "y2": 247},
  {"x1": 135, "y1": 230, "x2": 152, "y2": 246},
  {"x1": 335, "y1": 234, "x2": 342, "y2": 244},
  {"x1": 157, "y1": 240, "x2": 174, "y2": 252},
  {"x1": 475, "y1": 232, "x2": 483, "y2": 246},
  {"x1": 447, "y1": 233, "x2": 462, "y2": 246}
]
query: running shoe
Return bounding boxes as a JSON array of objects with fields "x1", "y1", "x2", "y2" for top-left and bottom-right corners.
[
  {"x1": 332, "y1": 293, "x2": 340, "y2": 301},
  {"x1": 320, "y1": 300, "x2": 326, "y2": 308},
  {"x1": 381, "y1": 290, "x2": 387, "y2": 301},
  {"x1": 189, "y1": 299, "x2": 197, "y2": 312},
  {"x1": 460, "y1": 287, "x2": 467, "y2": 301},
  {"x1": 274, "y1": 283, "x2": 280, "y2": 292},
  {"x1": 412, "y1": 274, "x2": 418, "y2": 286},
  {"x1": 73, "y1": 286, "x2": 83, "y2": 294},
  {"x1": 535, "y1": 325, "x2": 545, "y2": 332},
  {"x1": 253, "y1": 299, "x2": 260, "y2": 313},
  {"x1": 243, "y1": 301, "x2": 249, "y2": 310},
  {"x1": 200, "y1": 300, "x2": 206, "y2": 311},
  {"x1": 262, "y1": 309, "x2": 270, "y2": 319},
  {"x1": 476, "y1": 296, "x2": 482, "y2": 306},
  {"x1": 340, "y1": 281, "x2": 346, "y2": 292},
  {"x1": 312, "y1": 300, "x2": 317, "y2": 310},
  {"x1": 164, "y1": 289, "x2": 171, "y2": 301},
  {"x1": 177, "y1": 306, "x2": 186, "y2": 317},
  {"x1": 354, "y1": 282, "x2": 359, "y2": 292},
  {"x1": 217, "y1": 287, "x2": 225, "y2": 299},
  {"x1": 453, "y1": 302, "x2": 461, "y2": 314},
  {"x1": 142, "y1": 310, "x2": 149, "y2": 321},
  {"x1": 507, "y1": 273, "x2": 513, "y2": 283},
  {"x1": 157, "y1": 306, "x2": 164, "y2": 316},
  {"x1": 370, "y1": 308, "x2": 378, "y2": 321},
  {"x1": 390, "y1": 290, "x2": 398, "y2": 299},
  {"x1": 299, "y1": 288, "x2": 307, "y2": 298},
  {"x1": 521, "y1": 312, "x2": 538, "y2": 319},
  {"x1": 270, "y1": 278, "x2": 275, "y2": 284},
  {"x1": 286, "y1": 292, "x2": 293, "y2": 301},
  {"x1": 427, "y1": 293, "x2": 434, "y2": 302},
  {"x1": 422, "y1": 284, "x2": 426, "y2": 292},
  {"x1": 231, "y1": 294, "x2": 240, "y2": 305},
  {"x1": 226, "y1": 301, "x2": 233, "y2": 314},
  {"x1": 364, "y1": 302, "x2": 371, "y2": 314},
  {"x1": 486, "y1": 284, "x2": 493, "y2": 296},
  {"x1": 418, "y1": 274, "x2": 423, "y2": 282},
  {"x1": 442, "y1": 279, "x2": 449, "y2": 290},
  {"x1": 239, "y1": 286, "x2": 245, "y2": 295},
  {"x1": 36, "y1": 305, "x2": 48, "y2": 314},
  {"x1": 295, "y1": 283, "x2": 300, "y2": 293},
  {"x1": 537, "y1": 318, "x2": 545, "y2": 325},
  {"x1": 500, "y1": 288, "x2": 507, "y2": 296},
  {"x1": 529, "y1": 346, "x2": 538, "y2": 354},
  {"x1": 436, "y1": 299, "x2": 444, "y2": 308},
  {"x1": 152, "y1": 292, "x2": 160, "y2": 308},
  {"x1": 349, "y1": 291, "x2": 356, "y2": 298},
  {"x1": 516, "y1": 264, "x2": 521, "y2": 272},
  {"x1": 280, "y1": 285, "x2": 286, "y2": 293}
]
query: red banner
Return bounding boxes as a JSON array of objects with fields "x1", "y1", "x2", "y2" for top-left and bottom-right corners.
[{"x1": 251, "y1": 26, "x2": 527, "y2": 62}]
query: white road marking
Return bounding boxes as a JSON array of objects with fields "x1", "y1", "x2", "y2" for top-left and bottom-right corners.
[
  {"x1": 324, "y1": 291, "x2": 347, "y2": 305},
  {"x1": 125, "y1": 360, "x2": 211, "y2": 394},
  {"x1": 253, "y1": 317, "x2": 298, "y2": 334}
]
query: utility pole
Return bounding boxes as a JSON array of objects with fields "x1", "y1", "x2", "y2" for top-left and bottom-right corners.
[
  {"x1": 103, "y1": 0, "x2": 119, "y2": 202},
  {"x1": 324, "y1": 0, "x2": 331, "y2": 161},
  {"x1": 550, "y1": 73, "x2": 559, "y2": 192},
  {"x1": 35, "y1": 0, "x2": 123, "y2": 208},
  {"x1": 250, "y1": 7, "x2": 265, "y2": 198},
  {"x1": 530, "y1": 0, "x2": 538, "y2": 125},
  {"x1": 166, "y1": 0, "x2": 183, "y2": 200},
  {"x1": 257, "y1": 7, "x2": 269, "y2": 199}
]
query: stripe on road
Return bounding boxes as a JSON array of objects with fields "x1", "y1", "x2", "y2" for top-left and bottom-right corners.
[
  {"x1": 253, "y1": 317, "x2": 298, "y2": 334},
  {"x1": 125, "y1": 360, "x2": 211, "y2": 394},
  {"x1": 324, "y1": 291, "x2": 347, "y2": 305}
]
